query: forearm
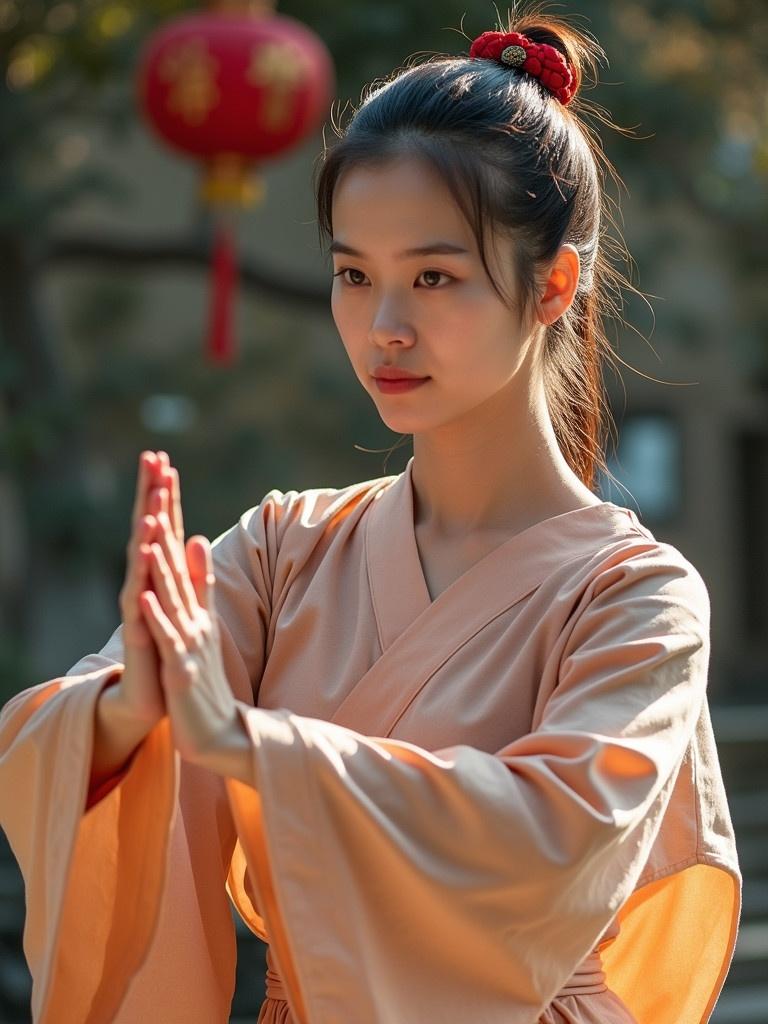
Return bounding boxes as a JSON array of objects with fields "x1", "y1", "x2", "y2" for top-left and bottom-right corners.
[{"x1": 90, "y1": 681, "x2": 155, "y2": 789}]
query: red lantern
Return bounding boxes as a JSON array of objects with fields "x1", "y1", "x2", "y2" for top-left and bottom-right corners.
[{"x1": 137, "y1": 1, "x2": 335, "y2": 364}]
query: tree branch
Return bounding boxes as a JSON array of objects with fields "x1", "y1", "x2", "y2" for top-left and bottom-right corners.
[{"x1": 41, "y1": 232, "x2": 330, "y2": 308}]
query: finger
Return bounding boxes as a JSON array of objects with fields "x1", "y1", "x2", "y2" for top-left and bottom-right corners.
[
  {"x1": 131, "y1": 451, "x2": 157, "y2": 531},
  {"x1": 137, "y1": 489, "x2": 163, "y2": 568},
  {"x1": 123, "y1": 452, "x2": 165, "y2": 640},
  {"x1": 131, "y1": 450, "x2": 167, "y2": 551},
  {"x1": 140, "y1": 590, "x2": 187, "y2": 666},
  {"x1": 121, "y1": 532, "x2": 149, "y2": 615},
  {"x1": 153, "y1": 452, "x2": 170, "y2": 517},
  {"x1": 166, "y1": 466, "x2": 186, "y2": 546},
  {"x1": 119, "y1": 537, "x2": 159, "y2": 652},
  {"x1": 143, "y1": 475, "x2": 171, "y2": 550},
  {"x1": 153, "y1": 458, "x2": 192, "y2": 613},
  {"x1": 147, "y1": 478, "x2": 168, "y2": 526},
  {"x1": 122, "y1": 487, "x2": 156, "y2": 608},
  {"x1": 148, "y1": 541, "x2": 196, "y2": 639},
  {"x1": 155, "y1": 508, "x2": 198, "y2": 617},
  {"x1": 187, "y1": 536, "x2": 216, "y2": 616},
  {"x1": 144, "y1": 452, "x2": 168, "y2": 522}
]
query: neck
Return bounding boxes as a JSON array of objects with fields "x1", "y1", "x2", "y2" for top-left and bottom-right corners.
[{"x1": 411, "y1": 375, "x2": 600, "y2": 539}]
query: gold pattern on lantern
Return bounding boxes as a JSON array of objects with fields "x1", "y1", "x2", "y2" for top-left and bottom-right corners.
[
  {"x1": 247, "y1": 41, "x2": 308, "y2": 130},
  {"x1": 160, "y1": 38, "x2": 220, "y2": 125}
]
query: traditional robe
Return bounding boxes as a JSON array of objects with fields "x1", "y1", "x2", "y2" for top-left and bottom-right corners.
[{"x1": 0, "y1": 456, "x2": 741, "y2": 1023}]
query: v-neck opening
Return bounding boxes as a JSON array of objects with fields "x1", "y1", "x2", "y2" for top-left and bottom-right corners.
[{"x1": 363, "y1": 456, "x2": 646, "y2": 652}]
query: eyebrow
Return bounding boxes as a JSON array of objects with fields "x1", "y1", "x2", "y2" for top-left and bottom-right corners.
[{"x1": 329, "y1": 241, "x2": 471, "y2": 259}]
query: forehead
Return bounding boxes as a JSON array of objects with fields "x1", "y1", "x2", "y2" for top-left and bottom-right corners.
[{"x1": 331, "y1": 155, "x2": 473, "y2": 242}]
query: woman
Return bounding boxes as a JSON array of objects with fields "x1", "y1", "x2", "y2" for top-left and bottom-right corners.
[{"x1": 0, "y1": 7, "x2": 741, "y2": 1024}]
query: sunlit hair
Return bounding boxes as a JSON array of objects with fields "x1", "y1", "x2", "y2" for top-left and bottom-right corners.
[{"x1": 314, "y1": 2, "x2": 650, "y2": 492}]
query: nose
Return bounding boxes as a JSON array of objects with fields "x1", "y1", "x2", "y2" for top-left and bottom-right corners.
[{"x1": 367, "y1": 296, "x2": 416, "y2": 347}]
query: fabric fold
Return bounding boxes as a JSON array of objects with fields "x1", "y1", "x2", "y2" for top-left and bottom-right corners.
[{"x1": 0, "y1": 667, "x2": 178, "y2": 1022}]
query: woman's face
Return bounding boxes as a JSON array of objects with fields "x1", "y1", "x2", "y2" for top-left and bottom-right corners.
[{"x1": 329, "y1": 155, "x2": 537, "y2": 436}]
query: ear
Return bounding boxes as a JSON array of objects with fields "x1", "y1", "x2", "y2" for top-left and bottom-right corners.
[{"x1": 537, "y1": 244, "x2": 580, "y2": 326}]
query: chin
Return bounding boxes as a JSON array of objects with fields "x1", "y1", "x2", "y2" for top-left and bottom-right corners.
[
  {"x1": 373, "y1": 406, "x2": 427, "y2": 433},
  {"x1": 376, "y1": 413, "x2": 419, "y2": 432}
]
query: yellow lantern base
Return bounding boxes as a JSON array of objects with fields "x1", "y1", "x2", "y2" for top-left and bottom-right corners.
[{"x1": 201, "y1": 154, "x2": 266, "y2": 207}]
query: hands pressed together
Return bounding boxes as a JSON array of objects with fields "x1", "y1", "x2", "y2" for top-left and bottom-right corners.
[{"x1": 119, "y1": 449, "x2": 244, "y2": 773}]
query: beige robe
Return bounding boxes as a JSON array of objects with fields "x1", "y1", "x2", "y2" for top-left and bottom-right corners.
[{"x1": 0, "y1": 456, "x2": 741, "y2": 1023}]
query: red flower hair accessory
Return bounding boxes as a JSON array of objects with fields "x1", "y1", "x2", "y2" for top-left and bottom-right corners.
[{"x1": 469, "y1": 30, "x2": 577, "y2": 106}]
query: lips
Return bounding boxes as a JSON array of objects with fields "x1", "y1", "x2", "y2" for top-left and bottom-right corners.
[
  {"x1": 371, "y1": 367, "x2": 429, "y2": 381},
  {"x1": 373, "y1": 376, "x2": 430, "y2": 394}
]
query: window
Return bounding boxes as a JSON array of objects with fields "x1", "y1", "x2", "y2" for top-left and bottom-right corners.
[{"x1": 597, "y1": 412, "x2": 683, "y2": 524}]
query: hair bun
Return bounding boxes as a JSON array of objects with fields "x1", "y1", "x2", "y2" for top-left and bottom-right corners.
[
  {"x1": 469, "y1": 29, "x2": 578, "y2": 105},
  {"x1": 468, "y1": 6, "x2": 607, "y2": 110}
]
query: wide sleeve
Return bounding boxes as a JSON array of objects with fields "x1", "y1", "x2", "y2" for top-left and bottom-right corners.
[
  {"x1": 0, "y1": 490, "x2": 290, "y2": 1024},
  {"x1": 224, "y1": 543, "x2": 711, "y2": 1024}
]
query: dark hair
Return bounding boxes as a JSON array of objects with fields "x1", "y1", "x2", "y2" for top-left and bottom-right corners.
[{"x1": 314, "y1": 2, "x2": 639, "y2": 492}]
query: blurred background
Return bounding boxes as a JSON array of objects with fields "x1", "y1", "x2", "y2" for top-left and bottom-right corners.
[{"x1": 0, "y1": 0, "x2": 766, "y2": 1020}]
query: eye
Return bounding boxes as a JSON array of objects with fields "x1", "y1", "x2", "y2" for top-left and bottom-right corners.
[
  {"x1": 333, "y1": 267, "x2": 368, "y2": 286},
  {"x1": 332, "y1": 268, "x2": 454, "y2": 289}
]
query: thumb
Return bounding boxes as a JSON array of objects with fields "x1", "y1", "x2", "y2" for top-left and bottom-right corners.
[{"x1": 187, "y1": 536, "x2": 216, "y2": 615}]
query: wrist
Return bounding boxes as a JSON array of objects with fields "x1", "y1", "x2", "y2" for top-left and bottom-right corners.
[
  {"x1": 91, "y1": 680, "x2": 155, "y2": 786},
  {"x1": 102, "y1": 679, "x2": 159, "y2": 737},
  {"x1": 197, "y1": 703, "x2": 253, "y2": 785}
]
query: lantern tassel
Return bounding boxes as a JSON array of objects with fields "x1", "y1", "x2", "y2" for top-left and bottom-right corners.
[{"x1": 208, "y1": 221, "x2": 238, "y2": 364}]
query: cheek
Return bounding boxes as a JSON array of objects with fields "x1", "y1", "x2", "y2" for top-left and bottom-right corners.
[
  {"x1": 330, "y1": 296, "x2": 364, "y2": 367},
  {"x1": 459, "y1": 279, "x2": 510, "y2": 318},
  {"x1": 331, "y1": 290, "x2": 356, "y2": 337}
]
